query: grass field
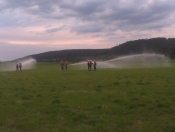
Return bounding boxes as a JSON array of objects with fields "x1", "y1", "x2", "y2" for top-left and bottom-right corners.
[{"x1": 0, "y1": 62, "x2": 175, "y2": 132}]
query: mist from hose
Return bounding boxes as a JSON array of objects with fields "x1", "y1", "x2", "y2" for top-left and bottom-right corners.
[
  {"x1": 0, "y1": 58, "x2": 36, "y2": 71},
  {"x1": 70, "y1": 53, "x2": 171, "y2": 69}
]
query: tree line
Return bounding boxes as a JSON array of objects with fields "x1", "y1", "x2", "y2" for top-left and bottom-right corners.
[{"x1": 29, "y1": 37, "x2": 175, "y2": 62}]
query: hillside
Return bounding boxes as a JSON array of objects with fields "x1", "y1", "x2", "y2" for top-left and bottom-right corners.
[
  {"x1": 29, "y1": 37, "x2": 175, "y2": 62},
  {"x1": 30, "y1": 49, "x2": 110, "y2": 62}
]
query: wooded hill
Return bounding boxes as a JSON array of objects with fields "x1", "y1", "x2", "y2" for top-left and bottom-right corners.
[{"x1": 29, "y1": 37, "x2": 175, "y2": 62}]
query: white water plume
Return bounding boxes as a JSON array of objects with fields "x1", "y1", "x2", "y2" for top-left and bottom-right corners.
[
  {"x1": 71, "y1": 53, "x2": 171, "y2": 69},
  {"x1": 0, "y1": 58, "x2": 36, "y2": 71}
]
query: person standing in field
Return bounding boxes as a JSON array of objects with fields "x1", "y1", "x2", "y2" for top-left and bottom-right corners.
[
  {"x1": 16, "y1": 64, "x2": 19, "y2": 71},
  {"x1": 64, "y1": 61, "x2": 68, "y2": 70},
  {"x1": 87, "y1": 60, "x2": 90, "y2": 71},
  {"x1": 93, "y1": 60, "x2": 97, "y2": 71},
  {"x1": 60, "y1": 61, "x2": 64, "y2": 70},
  {"x1": 89, "y1": 60, "x2": 93, "y2": 71},
  {"x1": 19, "y1": 63, "x2": 22, "y2": 71}
]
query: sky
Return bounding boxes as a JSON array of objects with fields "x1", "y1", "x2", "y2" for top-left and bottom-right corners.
[{"x1": 0, "y1": 0, "x2": 175, "y2": 61}]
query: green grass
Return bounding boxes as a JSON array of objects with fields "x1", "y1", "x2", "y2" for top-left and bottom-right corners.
[{"x1": 0, "y1": 62, "x2": 175, "y2": 132}]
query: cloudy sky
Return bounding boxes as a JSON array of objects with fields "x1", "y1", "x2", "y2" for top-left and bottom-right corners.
[{"x1": 0, "y1": 0, "x2": 175, "y2": 61}]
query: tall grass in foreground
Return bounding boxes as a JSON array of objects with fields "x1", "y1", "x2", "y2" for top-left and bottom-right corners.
[{"x1": 0, "y1": 62, "x2": 175, "y2": 132}]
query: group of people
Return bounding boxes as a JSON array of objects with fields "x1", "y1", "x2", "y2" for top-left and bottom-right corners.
[
  {"x1": 60, "y1": 60, "x2": 97, "y2": 71},
  {"x1": 87, "y1": 60, "x2": 97, "y2": 71},
  {"x1": 16, "y1": 63, "x2": 22, "y2": 71},
  {"x1": 60, "y1": 61, "x2": 68, "y2": 70}
]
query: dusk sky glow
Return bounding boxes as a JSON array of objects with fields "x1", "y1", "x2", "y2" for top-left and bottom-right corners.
[{"x1": 0, "y1": 0, "x2": 175, "y2": 61}]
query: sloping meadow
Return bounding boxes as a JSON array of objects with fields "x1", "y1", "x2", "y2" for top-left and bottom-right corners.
[{"x1": 0, "y1": 62, "x2": 175, "y2": 132}]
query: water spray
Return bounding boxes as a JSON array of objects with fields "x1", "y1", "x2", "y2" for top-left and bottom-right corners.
[
  {"x1": 0, "y1": 58, "x2": 36, "y2": 71},
  {"x1": 70, "y1": 53, "x2": 171, "y2": 69}
]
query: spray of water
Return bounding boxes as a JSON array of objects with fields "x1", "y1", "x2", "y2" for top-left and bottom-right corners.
[
  {"x1": 0, "y1": 58, "x2": 36, "y2": 71},
  {"x1": 70, "y1": 53, "x2": 171, "y2": 69}
]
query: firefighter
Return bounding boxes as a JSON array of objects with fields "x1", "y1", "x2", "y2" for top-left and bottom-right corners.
[
  {"x1": 87, "y1": 60, "x2": 90, "y2": 71},
  {"x1": 19, "y1": 63, "x2": 22, "y2": 71},
  {"x1": 16, "y1": 64, "x2": 19, "y2": 71},
  {"x1": 64, "y1": 61, "x2": 68, "y2": 70},
  {"x1": 60, "y1": 61, "x2": 64, "y2": 70},
  {"x1": 93, "y1": 60, "x2": 97, "y2": 70},
  {"x1": 89, "y1": 60, "x2": 93, "y2": 71}
]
